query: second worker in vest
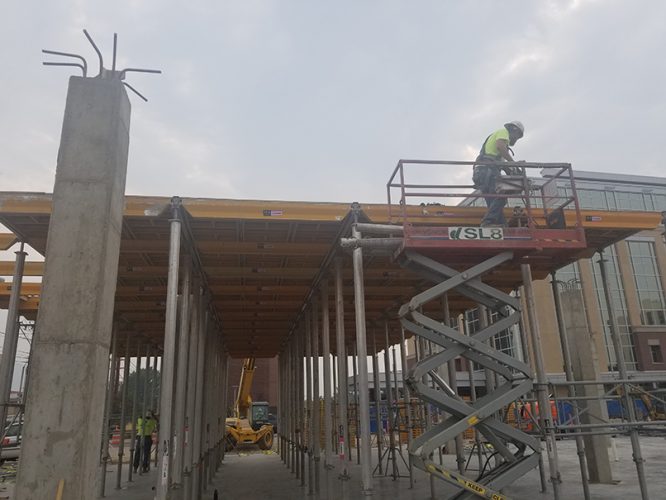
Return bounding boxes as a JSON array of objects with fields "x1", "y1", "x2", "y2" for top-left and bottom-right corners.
[
  {"x1": 473, "y1": 121, "x2": 525, "y2": 227},
  {"x1": 133, "y1": 412, "x2": 157, "y2": 474}
]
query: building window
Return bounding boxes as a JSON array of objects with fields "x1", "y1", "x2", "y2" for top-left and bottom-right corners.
[
  {"x1": 628, "y1": 241, "x2": 666, "y2": 326},
  {"x1": 649, "y1": 340, "x2": 663, "y2": 364},
  {"x1": 591, "y1": 248, "x2": 638, "y2": 371}
]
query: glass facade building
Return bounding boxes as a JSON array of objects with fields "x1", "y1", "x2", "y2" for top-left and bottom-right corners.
[{"x1": 462, "y1": 170, "x2": 666, "y2": 375}]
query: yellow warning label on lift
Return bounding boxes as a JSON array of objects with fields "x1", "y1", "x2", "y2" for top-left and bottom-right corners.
[{"x1": 467, "y1": 415, "x2": 480, "y2": 426}]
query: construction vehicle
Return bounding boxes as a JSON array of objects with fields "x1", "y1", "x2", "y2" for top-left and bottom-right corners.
[{"x1": 225, "y1": 358, "x2": 274, "y2": 450}]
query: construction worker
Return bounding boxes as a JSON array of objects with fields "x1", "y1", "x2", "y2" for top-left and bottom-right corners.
[
  {"x1": 473, "y1": 121, "x2": 525, "y2": 226},
  {"x1": 133, "y1": 411, "x2": 156, "y2": 473}
]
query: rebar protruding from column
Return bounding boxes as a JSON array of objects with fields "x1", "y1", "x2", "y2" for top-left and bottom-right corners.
[{"x1": 597, "y1": 251, "x2": 649, "y2": 500}]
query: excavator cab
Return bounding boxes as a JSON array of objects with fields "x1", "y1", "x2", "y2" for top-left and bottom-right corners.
[{"x1": 250, "y1": 401, "x2": 271, "y2": 431}]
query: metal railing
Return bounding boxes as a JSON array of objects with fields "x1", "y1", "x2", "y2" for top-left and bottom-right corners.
[{"x1": 386, "y1": 159, "x2": 584, "y2": 230}]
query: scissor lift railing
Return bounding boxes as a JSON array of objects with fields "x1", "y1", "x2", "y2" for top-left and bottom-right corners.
[
  {"x1": 389, "y1": 160, "x2": 587, "y2": 499},
  {"x1": 387, "y1": 159, "x2": 586, "y2": 250}
]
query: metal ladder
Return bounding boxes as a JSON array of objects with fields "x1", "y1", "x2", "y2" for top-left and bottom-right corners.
[{"x1": 398, "y1": 250, "x2": 540, "y2": 500}]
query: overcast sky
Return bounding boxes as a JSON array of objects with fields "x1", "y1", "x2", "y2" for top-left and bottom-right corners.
[{"x1": 1, "y1": 0, "x2": 665, "y2": 205}]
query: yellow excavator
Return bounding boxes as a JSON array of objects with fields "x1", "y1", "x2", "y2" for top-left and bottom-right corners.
[{"x1": 225, "y1": 358, "x2": 274, "y2": 450}]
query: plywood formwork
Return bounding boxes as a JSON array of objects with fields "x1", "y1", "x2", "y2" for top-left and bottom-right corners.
[{"x1": 0, "y1": 191, "x2": 661, "y2": 358}]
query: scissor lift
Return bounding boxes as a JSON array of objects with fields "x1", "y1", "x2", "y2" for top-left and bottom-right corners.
[{"x1": 387, "y1": 160, "x2": 586, "y2": 499}]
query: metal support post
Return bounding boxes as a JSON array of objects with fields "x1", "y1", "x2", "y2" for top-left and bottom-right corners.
[
  {"x1": 334, "y1": 257, "x2": 351, "y2": 479},
  {"x1": 183, "y1": 286, "x2": 200, "y2": 500},
  {"x1": 321, "y1": 280, "x2": 334, "y2": 469},
  {"x1": 191, "y1": 307, "x2": 207, "y2": 500},
  {"x1": 153, "y1": 352, "x2": 160, "y2": 469},
  {"x1": 291, "y1": 336, "x2": 297, "y2": 475},
  {"x1": 398, "y1": 328, "x2": 415, "y2": 489},
  {"x1": 372, "y1": 335, "x2": 383, "y2": 476},
  {"x1": 597, "y1": 251, "x2": 649, "y2": 500},
  {"x1": 116, "y1": 332, "x2": 131, "y2": 489},
  {"x1": 550, "y1": 273, "x2": 591, "y2": 499},
  {"x1": 352, "y1": 346, "x2": 360, "y2": 465},
  {"x1": 462, "y1": 316, "x2": 483, "y2": 473},
  {"x1": 385, "y1": 325, "x2": 398, "y2": 480},
  {"x1": 99, "y1": 328, "x2": 118, "y2": 497},
  {"x1": 299, "y1": 328, "x2": 306, "y2": 487},
  {"x1": 305, "y1": 310, "x2": 314, "y2": 494},
  {"x1": 156, "y1": 205, "x2": 182, "y2": 498},
  {"x1": 0, "y1": 243, "x2": 27, "y2": 431},
  {"x1": 173, "y1": 260, "x2": 192, "y2": 490},
  {"x1": 141, "y1": 345, "x2": 151, "y2": 473},
  {"x1": 128, "y1": 340, "x2": 141, "y2": 483},
  {"x1": 312, "y1": 300, "x2": 321, "y2": 493},
  {"x1": 442, "y1": 295, "x2": 466, "y2": 475},
  {"x1": 521, "y1": 264, "x2": 562, "y2": 499},
  {"x1": 351, "y1": 224, "x2": 373, "y2": 495}
]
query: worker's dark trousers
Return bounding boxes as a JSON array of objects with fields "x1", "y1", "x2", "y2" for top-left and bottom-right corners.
[
  {"x1": 133, "y1": 436, "x2": 152, "y2": 471},
  {"x1": 479, "y1": 167, "x2": 506, "y2": 226}
]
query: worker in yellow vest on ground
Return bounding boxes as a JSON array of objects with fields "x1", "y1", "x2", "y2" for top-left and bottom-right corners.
[
  {"x1": 133, "y1": 411, "x2": 157, "y2": 474},
  {"x1": 473, "y1": 121, "x2": 525, "y2": 227}
]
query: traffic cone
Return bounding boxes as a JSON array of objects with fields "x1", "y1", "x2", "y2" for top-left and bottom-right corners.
[{"x1": 111, "y1": 425, "x2": 121, "y2": 446}]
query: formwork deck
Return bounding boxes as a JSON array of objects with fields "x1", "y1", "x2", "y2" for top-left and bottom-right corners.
[{"x1": 0, "y1": 192, "x2": 661, "y2": 358}]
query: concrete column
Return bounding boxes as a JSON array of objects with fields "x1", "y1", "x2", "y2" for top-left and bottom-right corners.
[
  {"x1": 183, "y1": 285, "x2": 200, "y2": 499},
  {"x1": 15, "y1": 76, "x2": 129, "y2": 500},
  {"x1": 578, "y1": 259, "x2": 611, "y2": 370},
  {"x1": 551, "y1": 278, "x2": 591, "y2": 500},
  {"x1": 616, "y1": 241, "x2": 642, "y2": 326},
  {"x1": 0, "y1": 243, "x2": 27, "y2": 430},
  {"x1": 172, "y1": 259, "x2": 192, "y2": 490},
  {"x1": 116, "y1": 333, "x2": 131, "y2": 490},
  {"x1": 597, "y1": 252, "x2": 649, "y2": 500},
  {"x1": 560, "y1": 288, "x2": 613, "y2": 484},
  {"x1": 320, "y1": 280, "x2": 333, "y2": 468},
  {"x1": 334, "y1": 258, "x2": 351, "y2": 473},
  {"x1": 312, "y1": 301, "x2": 321, "y2": 493},
  {"x1": 351, "y1": 225, "x2": 372, "y2": 495}
]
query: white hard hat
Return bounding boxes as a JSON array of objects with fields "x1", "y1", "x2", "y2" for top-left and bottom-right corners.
[{"x1": 506, "y1": 120, "x2": 525, "y2": 136}]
